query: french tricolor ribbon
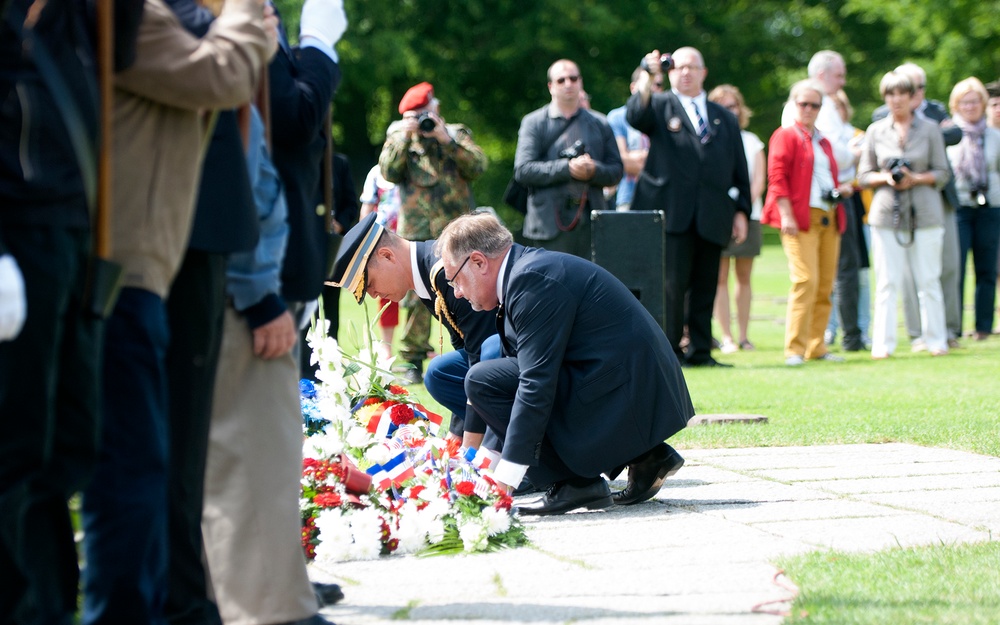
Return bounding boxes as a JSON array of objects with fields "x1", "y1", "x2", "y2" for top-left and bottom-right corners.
[{"x1": 413, "y1": 404, "x2": 443, "y2": 436}]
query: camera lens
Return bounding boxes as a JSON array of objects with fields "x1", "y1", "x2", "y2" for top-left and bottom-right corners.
[{"x1": 417, "y1": 113, "x2": 436, "y2": 133}]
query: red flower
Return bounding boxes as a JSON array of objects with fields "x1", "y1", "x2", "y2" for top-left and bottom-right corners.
[
  {"x1": 389, "y1": 404, "x2": 414, "y2": 426},
  {"x1": 314, "y1": 492, "x2": 343, "y2": 508},
  {"x1": 388, "y1": 384, "x2": 409, "y2": 395},
  {"x1": 363, "y1": 397, "x2": 381, "y2": 406},
  {"x1": 455, "y1": 481, "x2": 476, "y2": 497},
  {"x1": 409, "y1": 485, "x2": 426, "y2": 499}
]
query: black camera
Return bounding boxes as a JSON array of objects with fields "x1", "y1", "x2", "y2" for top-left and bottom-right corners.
[
  {"x1": 822, "y1": 188, "x2": 842, "y2": 204},
  {"x1": 885, "y1": 157, "x2": 913, "y2": 184},
  {"x1": 972, "y1": 186, "x2": 988, "y2": 207},
  {"x1": 558, "y1": 140, "x2": 586, "y2": 159},
  {"x1": 416, "y1": 112, "x2": 436, "y2": 133},
  {"x1": 640, "y1": 53, "x2": 674, "y2": 73}
]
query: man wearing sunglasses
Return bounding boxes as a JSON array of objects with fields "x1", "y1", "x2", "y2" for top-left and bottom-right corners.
[{"x1": 513, "y1": 59, "x2": 623, "y2": 259}]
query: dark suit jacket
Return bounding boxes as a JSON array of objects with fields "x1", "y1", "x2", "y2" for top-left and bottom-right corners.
[
  {"x1": 270, "y1": 38, "x2": 341, "y2": 301},
  {"x1": 627, "y1": 91, "x2": 751, "y2": 247},
  {"x1": 872, "y1": 99, "x2": 961, "y2": 208},
  {"x1": 485, "y1": 244, "x2": 694, "y2": 477},
  {"x1": 413, "y1": 240, "x2": 495, "y2": 365}
]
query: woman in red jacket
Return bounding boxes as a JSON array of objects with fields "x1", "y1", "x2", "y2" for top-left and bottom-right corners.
[{"x1": 762, "y1": 79, "x2": 853, "y2": 366}]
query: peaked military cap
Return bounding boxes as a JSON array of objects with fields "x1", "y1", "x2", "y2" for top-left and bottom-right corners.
[{"x1": 328, "y1": 212, "x2": 385, "y2": 303}]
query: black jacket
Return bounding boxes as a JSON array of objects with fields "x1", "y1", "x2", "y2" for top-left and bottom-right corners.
[{"x1": 269, "y1": 37, "x2": 341, "y2": 302}]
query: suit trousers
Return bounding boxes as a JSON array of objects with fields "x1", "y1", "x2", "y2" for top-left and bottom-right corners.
[
  {"x1": 164, "y1": 250, "x2": 227, "y2": 625},
  {"x1": 464, "y1": 357, "x2": 577, "y2": 488},
  {"x1": 202, "y1": 306, "x2": 316, "y2": 625},
  {"x1": 902, "y1": 206, "x2": 960, "y2": 340},
  {"x1": 423, "y1": 335, "x2": 502, "y2": 445},
  {"x1": 663, "y1": 231, "x2": 723, "y2": 363},
  {"x1": 82, "y1": 287, "x2": 171, "y2": 625},
  {"x1": 871, "y1": 226, "x2": 947, "y2": 357},
  {"x1": 0, "y1": 225, "x2": 99, "y2": 625},
  {"x1": 779, "y1": 209, "x2": 841, "y2": 359},
  {"x1": 956, "y1": 206, "x2": 1000, "y2": 334},
  {"x1": 832, "y1": 197, "x2": 863, "y2": 350}
]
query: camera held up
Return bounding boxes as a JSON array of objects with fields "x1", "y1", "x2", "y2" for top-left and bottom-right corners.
[
  {"x1": 885, "y1": 157, "x2": 913, "y2": 184},
  {"x1": 640, "y1": 53, "x2": 674, "y2": 74},
  {"x1": 558, "y1": 140, "x2": 586, "y2": 159},
  {"x1": 417, "y1": 111, "x2": 436, "y2": 133},
  {"x1": 821, "y1": 188, "x2": 842, "y2": 205}
]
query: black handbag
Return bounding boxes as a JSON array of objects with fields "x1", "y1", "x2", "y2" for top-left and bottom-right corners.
[
  {"x1": 502, "y1": 114, "x2": 582, "y2": 215},
  {"x1": 502, "y1": 178, "x2": 530, "y2": 214}
]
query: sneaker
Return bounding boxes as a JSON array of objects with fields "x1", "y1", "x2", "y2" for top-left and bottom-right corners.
[
  {"x1": 785, "y1": 355, "x2": 805, "y2": 366},
  {"x1": 911, "y1": 338, "x2": 927, "y2": 353},
  {"x1": 719, "y1": 339, "x2": 739, "y2": 355},
  {"x1": 816, "y1": 353, "x2": 845, "y2": 362},
  {"x1": 824, "y1": 330, "x2": 835, "y2": 346}
]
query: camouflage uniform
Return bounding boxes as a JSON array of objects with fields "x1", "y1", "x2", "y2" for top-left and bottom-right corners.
[{"x1": 378, "y1": 121, "x2": 488, "y2": 369}]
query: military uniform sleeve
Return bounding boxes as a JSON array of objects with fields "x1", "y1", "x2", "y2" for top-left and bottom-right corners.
[
  {"x1": 378, "y1": 129, "x2": 411, "y2": 184},
  {"x1": 443, "y1": 125, "x2": 488, "y2": 182}
]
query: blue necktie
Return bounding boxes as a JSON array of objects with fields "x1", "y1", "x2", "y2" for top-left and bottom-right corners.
[{"x1": 692, "y1": 102, "x2": 709, "y2": 144}]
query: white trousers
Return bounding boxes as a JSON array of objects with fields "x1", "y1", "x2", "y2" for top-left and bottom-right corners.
[
  {"x1": 870, "y1": 226, "x2": 947, "y2": 357},
  {"x1": 201, "y1": 306, "x2": 316, "y2": 625}
]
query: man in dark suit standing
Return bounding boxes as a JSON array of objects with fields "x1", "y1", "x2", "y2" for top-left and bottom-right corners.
[
  {"x1": 872, "y1": 62, "x2": 963, "y2": 348},
  {"x1": 628, "y1": 47, "x2": 751, "y2": 367},
  {"x1": 439, "y1": 213, "x2": 694, "y2": 515}
]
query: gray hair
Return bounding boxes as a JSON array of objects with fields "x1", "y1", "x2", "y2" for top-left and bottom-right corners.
[
  {"x1": 435, "y1": 213, "x2": 513, "y2": 260},
  {"x1": 895, "y1": 62, "x2": 927, "y2": 87},
  {"x1": 879, "y1": 71, "x2": 915, "y2": 97},
  {"x1": 807, "y1": 50, "x2": 844, "y2": 78}
]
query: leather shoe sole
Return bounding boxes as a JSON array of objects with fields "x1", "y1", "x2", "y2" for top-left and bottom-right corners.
[
  {"x1": 613, "y1": 443, "x2": 684, "y2": 506},
  {"x1": 516, "y1": 480, "x2": 613, "y2": 516}
]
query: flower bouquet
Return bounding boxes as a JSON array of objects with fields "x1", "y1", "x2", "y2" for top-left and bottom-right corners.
[{"x1": 299, "y1": 314, "x2": 528, "y2": 564}]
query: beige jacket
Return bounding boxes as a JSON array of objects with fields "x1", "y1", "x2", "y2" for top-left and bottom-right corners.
[{"x1": 112, "y1": 0, "x2": 268, "y2": 297}]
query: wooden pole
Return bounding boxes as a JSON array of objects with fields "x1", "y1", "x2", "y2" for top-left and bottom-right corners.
[{"x1": 96, "y1": 0, "x2": 113, "y2": 258}]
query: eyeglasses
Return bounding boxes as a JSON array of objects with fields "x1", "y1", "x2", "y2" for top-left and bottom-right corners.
[
  {"x1": 446, "y1": 255, "x2": 471, "y2": 288},
  {"x1": 796, "y1": 101, "x2": 822, "y2": 110},
  {"x1": 554, "y1": 75, "x2": 580, "y2": 85}
]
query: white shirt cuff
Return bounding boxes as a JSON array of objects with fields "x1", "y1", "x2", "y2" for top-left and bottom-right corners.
[
  {"x1": 299, "y1": 36, "x2": 339, "y2": 63},
  {"x1": 492, "y1": 459, "x2": 528, "y2": 490}
]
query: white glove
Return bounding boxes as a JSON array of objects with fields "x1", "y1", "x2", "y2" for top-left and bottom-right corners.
[
  {"x1": 0, "y1": 254, "x2": 27, "y2": 342},
  {"x1": 299, "y1": 0, "x2": 347, "y2": 51}
]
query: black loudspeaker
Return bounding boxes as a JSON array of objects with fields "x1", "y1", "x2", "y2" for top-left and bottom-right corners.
[{"x1": 591, "y1": 210, "x2": 666, "y2": 332}]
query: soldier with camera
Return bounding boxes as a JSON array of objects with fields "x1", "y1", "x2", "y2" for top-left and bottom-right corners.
[
  {"x1": 513, "y1": 59, "x2": 622, "y2": 259},
  {"x1": 379, "y1": 81, "x2": 488, "y2": 384}
]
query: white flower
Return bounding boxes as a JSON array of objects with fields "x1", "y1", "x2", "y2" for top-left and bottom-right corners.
[
  {"x1": 313, "y1": 509, "x2": 353, "y2": 565},
  {"x1": 305, "y1": 433, "x2": 343, "y2": 459},
  {"x1": 345, "y1": 426, "x2": 373, "y2": 450},
  {"x1": 365, "y1": 443, "x2": 392, "y2": 466},
  {"x1": 481, "y1": 506, "x2": 512, "y2": 536},
  {"x1": 425, "y1": 517, "x2": 446, "y2": 544},
  {"x1": 394, "y1": 501, "x2": 428, "y2": 554},
  {"x1": 458, "y1": 518, "x2": 488, "y2": 552}
]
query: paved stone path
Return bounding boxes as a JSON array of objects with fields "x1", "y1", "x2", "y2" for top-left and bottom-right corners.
[{"x1": 313, "y1": 443, "x2": 1000, "y2": 624}]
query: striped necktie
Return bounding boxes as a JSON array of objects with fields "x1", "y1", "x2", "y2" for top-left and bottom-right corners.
[{"x1": 691, "y1": 101, "x2": 709, "y2": 144}]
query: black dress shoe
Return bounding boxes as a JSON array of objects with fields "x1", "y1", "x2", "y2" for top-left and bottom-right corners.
[
  {"x1": 313, "y1": 581, "x2": 345, "y2": 607},
  {"x1": 682, "y1": 358, "x2": 733, "y2": 368},
  {"x1": 516, "y1": 479, "x2": 613, "y2": 516},
  {"x1": 613, "y1": 443, "x2": 684, "y2": 506}
]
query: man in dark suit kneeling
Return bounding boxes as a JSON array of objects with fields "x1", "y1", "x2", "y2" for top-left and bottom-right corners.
[{"x1": 437, "y1": 213, "x2": 695, "y2": 515}]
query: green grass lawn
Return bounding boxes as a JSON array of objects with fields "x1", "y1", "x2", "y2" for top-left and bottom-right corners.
[{"x1": 334, "y1": 239, "x2": 1000, "y2": 623}]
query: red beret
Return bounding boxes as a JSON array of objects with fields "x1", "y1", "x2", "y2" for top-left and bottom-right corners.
[{"x1": 398, "y1": 82, "x2": 434, "y2": 114}]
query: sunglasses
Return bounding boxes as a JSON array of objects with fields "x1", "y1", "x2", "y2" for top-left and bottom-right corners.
[
  {"x1": 554, "y1": 75, "x2": 580, "y2": 85},
  {"x1": 796, "y1": 101, "x2": 822, "y2": 110}
]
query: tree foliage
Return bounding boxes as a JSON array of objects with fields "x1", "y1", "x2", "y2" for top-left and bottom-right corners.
[{"x1": 274, "y1": 0, "x2": 1000, "y2": 225}]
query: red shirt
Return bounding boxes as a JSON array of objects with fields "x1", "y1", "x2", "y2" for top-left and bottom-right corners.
[{"x1": 762, "y1": 122, "x2": 846, "y2": 233}]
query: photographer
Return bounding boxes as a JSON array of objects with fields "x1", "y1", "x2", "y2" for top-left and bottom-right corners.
[
  {"x1": 859, "y1": 71, "x2": 951, "y2": 359},
  {"x1": 379, "y1": 81, "x2": 488, "y2": 383},
  {"x1": 514, "y1": 59, "x2": 622, "y2": 259},
  {"x1": 762, "y1": 79, "x2": 851, "y2": 366}
]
